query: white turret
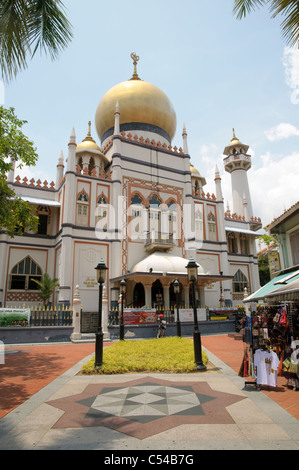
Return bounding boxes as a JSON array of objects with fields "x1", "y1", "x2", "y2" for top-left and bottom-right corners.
[
  {"x1": 67, "y1": 127, "x2": 76, "y2": 173},
  {"x1": 182, "y1": 123, "x2": 189, "y2": 155},
  {"x1": 223, "y1": 129, "x2": 253, "y2": 220},
  {"x1": 56, "y1": 150, "x2": 64, "y2": 189}
]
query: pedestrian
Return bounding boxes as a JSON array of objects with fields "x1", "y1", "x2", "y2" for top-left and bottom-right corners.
[{"x1": 157, "y1": 314, "x2": 166, "y2": 338}]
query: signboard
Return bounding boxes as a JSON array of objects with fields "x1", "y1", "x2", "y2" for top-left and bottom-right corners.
[
  {"x1": 0, "y1": 308, "x2": 30, "y2": 326},
  {"x1": 175, "y1": 308, "x2": 207, "y2": 322},
  {"x1": 123, "y1": 309, "x2": 157, "y2": 325},
  {"x1": 268, "y1": 250, "x2": 281, "y2": 279},
  {"x1": 209, "y1": 307, "x2": 238, "y2": 320}
]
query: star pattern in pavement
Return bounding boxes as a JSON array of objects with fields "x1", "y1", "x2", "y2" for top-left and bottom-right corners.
[{"x1": 47, "y1": 376, "x2": 246, "y2": 439}]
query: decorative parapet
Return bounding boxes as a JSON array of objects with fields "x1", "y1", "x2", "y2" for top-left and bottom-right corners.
[
  {"x1": 225, "y1": 210, "x2": 261, "y2": 224},
  {"x1": 192, "y1": 189, "x2": 216, "y2": 201},
  {"x1": 103, "y1": 131, "x2": 185, "y2": 155},
  {"x1": 75, "y1": 165, "x2": 112, "y2": 180},
  {"x1": 14, "y1": 175, "x2": 56, "y2": 190}
]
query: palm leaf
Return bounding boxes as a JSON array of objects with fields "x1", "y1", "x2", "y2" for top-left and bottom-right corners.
[
  {"x1": 27, "y1": 0, "x2": 73, "y2": 60},
  {"x1": 0, "y1": 0, "x2": 73, "y2": 82},
  {"x1": 0, "y1": 0, "x2": 30, "y2": 81},
  {"x1": 270, "y1": 0, "x2": 299, "y2": 47},
  {"x1": 233, "y1": 0, "x2": 299, "y2": 47},
  {"x1": 233, "y1": 0, "x2": 268, "y2": 19}
]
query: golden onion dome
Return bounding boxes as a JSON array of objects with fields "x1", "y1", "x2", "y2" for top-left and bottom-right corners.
[
  {"x1": 224, "y1": 128, "x2": 249, "y2": 155},
  {"x1": 77, "y1": 121, "x2": 102, "y2": 152},
  {"x1": 95, "y1": 53, "x2": 177, "y2": 143},
  {"x1": 190, "y1": 163, "x2": 201, "y2": 177}
]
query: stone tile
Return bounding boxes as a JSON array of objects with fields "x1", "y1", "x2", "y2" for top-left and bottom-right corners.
[
  {"x1": 226, "y1": 398, "x2": 274, "y2": 424},
  {"x1": 238, "y1": 423, "x2": 292, "y2": 441}
]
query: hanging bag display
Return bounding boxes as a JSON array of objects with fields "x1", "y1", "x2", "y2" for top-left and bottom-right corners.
[
  {"x1": 273, "y1": 312, "x2": 281, "y2": 324},
  {"x1": 283, "y1": 357, "x2": 299, "y2": 374}
]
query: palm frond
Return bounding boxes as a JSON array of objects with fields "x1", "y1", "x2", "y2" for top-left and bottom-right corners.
[
  {"x1": 28, "y1": 0, "x2": 73, "y2": 60},
  {"x1": 0, "y1": 0, "x2": 73, "y2": 82},
  {"x1": 233, "y1": 0, "x2": 268, "y2": 19},
  {"x1": 0, "y1": 0, "x2": 30, "y2": 81},
  {"x1": 270, "y1": 0, "x2": 299, "y2": 47}
]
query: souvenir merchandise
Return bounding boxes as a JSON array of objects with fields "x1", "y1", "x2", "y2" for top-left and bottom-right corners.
[
  {"x1": 241, "y1": 302, "x2": 299, "y2": 391},
  {"x1": 253, "y1": 348, "x2": 280, "y2": 387}
]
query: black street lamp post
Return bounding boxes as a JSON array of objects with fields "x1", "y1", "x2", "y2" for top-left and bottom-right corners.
[
  {"x1": 186, "y1": 258, "x2": 207, "y2": 371},
  {"x1": 173, "y1": 279, "x2": 181, "y2": 337},
  {"x1": 119, "y1": 279, "x2": 126, "y2": 340},
  {"x1": 94, "y1": 259, "x2": 108, "y2": 368}
]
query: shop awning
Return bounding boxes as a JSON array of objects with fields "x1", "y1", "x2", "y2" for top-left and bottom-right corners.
[
  {"x1": 244, "y1": 267, "x2": 299, "y2": 303},
  {"x1": 225, "y1": 226, "x2": 262, "y2": 236},
  {"x1": 19, "y1": 196, "x2": 61, "y2": 207},
  {"x1": 265, "y1": 278, "x2": 299, "y2": 300}
]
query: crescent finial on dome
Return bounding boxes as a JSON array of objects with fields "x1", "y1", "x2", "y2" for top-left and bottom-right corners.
[{"x1": 130, "y1": 52, "x2": 141, "y2": 80}]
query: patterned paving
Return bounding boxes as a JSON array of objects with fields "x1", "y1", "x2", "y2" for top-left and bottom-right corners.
[{"x1": 47, "y1": 376, "x2": 246, "y2": 439}]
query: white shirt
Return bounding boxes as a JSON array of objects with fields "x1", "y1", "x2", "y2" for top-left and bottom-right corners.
[{"x1": 254, "y1": 349, "x2": 280, "y2": 387}]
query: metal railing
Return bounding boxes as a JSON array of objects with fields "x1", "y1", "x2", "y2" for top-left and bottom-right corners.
[{"x1": 29, "y1": 306, "x2": 73, "y2": 327}]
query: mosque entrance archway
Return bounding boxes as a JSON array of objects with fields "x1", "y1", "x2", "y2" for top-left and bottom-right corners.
[
  {"x1": 133, "y1": 282, "x2": 145, "y2": 308},
  {"x1": 152, "y1": 279, "x2": 163, "y2": 307}
]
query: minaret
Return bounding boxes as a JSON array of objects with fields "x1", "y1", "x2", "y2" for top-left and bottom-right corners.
[
  {"x1": 214, "y1": 165, "x2": 232, "y2": 306},
  {"x1": 223, "y1": 129, "x2": 253, "y2": 220},
  {"x1": 58, "y1": 128, "x2": 76, "y2": 306},
  {"x1": 56, "y1": 150, "x2": 64, "y2": 189},
  {"x1": 182, "y1": 123, "x2": 189, "y2": 155}
]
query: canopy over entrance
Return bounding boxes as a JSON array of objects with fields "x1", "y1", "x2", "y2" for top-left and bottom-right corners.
[{"x1": 110, "y1": 252, "x2": 232, "y2": 286}]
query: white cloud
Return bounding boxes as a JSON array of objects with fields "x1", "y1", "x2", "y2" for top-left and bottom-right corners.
[
  {"x1": 202, "y1": 148, "x2": 299, "y2": 229},
  {"x1": 283, "y1": 47, "x2": 299, "y2": 104},
  {"x1": 249, "y1": 152, "x2": 299, "y2": 227},
  {"x1": 265, "y1": 122, "x2": 299, "y2": 141},
  {"x1": 283, "y1": 47, "x2": 299, "y2": 90},
  {"x1": 15, "y1": 166, "x2": 52, "y2": 184}
]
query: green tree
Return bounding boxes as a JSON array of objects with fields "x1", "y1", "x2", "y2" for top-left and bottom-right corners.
[
  {"x1": 0, "y1": 0, "x2": 73, "y2": 82},
  {"x1": 0, "y1": 105, "x2": 39, "y2": 236},
  {"x1": 233, "y1": 0, "x2": 299, "y2": 47},
  {"x1": 258, "y1": 232, "x2": 278, "y2": 247},
  {"x1": 31, "y1": 273, "x2": 59, "y2": 305}
]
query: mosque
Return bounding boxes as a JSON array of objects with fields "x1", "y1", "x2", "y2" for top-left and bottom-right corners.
[{"x1": 0, "y1": 53, "x2": 262, "y2": 317}]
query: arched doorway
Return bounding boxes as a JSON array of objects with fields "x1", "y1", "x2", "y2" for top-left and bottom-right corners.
[
  {"x1": 152, "y1": 279, "x2": 163, "y2": 307},
  {"x1": 133, "y1": 283, "x2": 145, "y2": 308}
]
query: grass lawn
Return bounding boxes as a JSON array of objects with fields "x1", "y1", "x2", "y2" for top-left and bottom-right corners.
[{"x1": 81, "y1": 337, "x2": 209, "y2": 375}]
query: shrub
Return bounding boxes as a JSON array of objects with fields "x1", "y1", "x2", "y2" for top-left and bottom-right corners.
[{"x1": 81, "y1": 337, "x2": 209, "y2": 375}]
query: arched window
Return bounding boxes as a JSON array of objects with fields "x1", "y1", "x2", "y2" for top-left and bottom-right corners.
[
  {"x1": 148, "y1": 195, "x2": 162, "y2": 240},
  {"x1": 228, "y1": 232, "x2": 238, "y2": 253},
  {"x1": 208, "y1": 212, "x2": 217, "y2": 241},
  {"x1": 10, "y1": 256, "x2": 42, "y2": 290},
  {"x1": 88, "y1": 156, "x2": 95, "y2": 175},
  {"x1": 233, "y1": 269, "x2": 248, "y2": 293},
  {"x1": 240, "y1": 234, "x2": 249, "y2": 255},
  {"x1": 131, "y1": 194, "x2": 143, "y2": 206},
  {"x1": 165, "y1": 200, "x2": 178, "y2": 241},
  {"x1": 129, "y1": 194, "x2": 145, "y2": 240},
  {"x1": 195, "y1": 207, "x2": 203, "y2": 240},
  {"x1": 96, "y1": 195, "x2": 107, "y2": 218},
  {"x1": 77, "y1": 191, "x2": 89, "y2": 226},
  {"x1": 37, "y1": 206, "x2": 50, "y2": 235}
]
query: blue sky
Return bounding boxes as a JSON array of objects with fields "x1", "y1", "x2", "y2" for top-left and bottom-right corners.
[{"x1": 4, "y1": 0, "x2": 299, "y2": 229}]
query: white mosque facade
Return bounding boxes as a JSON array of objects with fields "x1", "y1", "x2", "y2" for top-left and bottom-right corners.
[{"x1": 0, "y1": 55, "x2": 262, "y2": 314}]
